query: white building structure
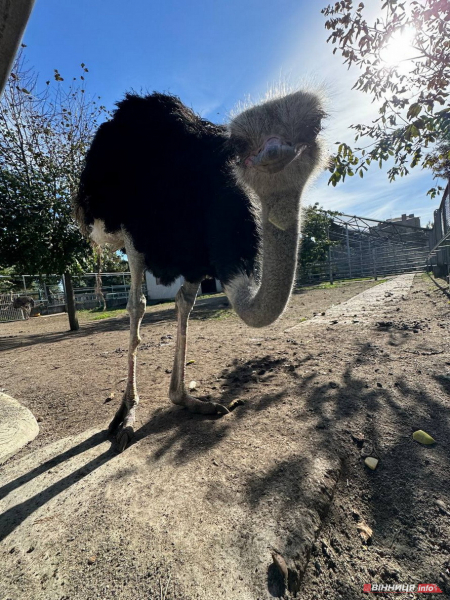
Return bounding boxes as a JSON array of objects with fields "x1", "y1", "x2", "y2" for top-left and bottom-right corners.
[{"x1": 145, "y1": 273, "x2": 223, "y2": 301}]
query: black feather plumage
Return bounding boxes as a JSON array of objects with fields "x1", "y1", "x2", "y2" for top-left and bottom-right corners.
[{"x1": 76, "y1": 92, "x2": 259, "y2": 286}]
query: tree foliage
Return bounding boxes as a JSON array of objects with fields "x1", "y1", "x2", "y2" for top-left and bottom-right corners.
[
  {"x1": 84, "y1": 245, "x2": 129, "y2": 274},
  {"x1": 322, "y1": 0, "x2": 450, "y2": 197},
  {"x1": 299, "y1": 203, "x2": 341, "y2": 270},
  {"x1": 0, "y1": 48, "x2": 110, "y2": 274}
]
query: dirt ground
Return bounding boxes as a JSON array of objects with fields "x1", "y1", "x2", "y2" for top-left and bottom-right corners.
[{"x1": 0, "y1": 274, "x2": 449, "y2": 599}]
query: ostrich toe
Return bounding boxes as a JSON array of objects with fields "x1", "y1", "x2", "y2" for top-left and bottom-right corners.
[
  {"x1": 175, "y1": 394, "x2": 229, "y2": 416},
  {"x1": 108, "y1": 402, "x2": 137, "y2": 451}
]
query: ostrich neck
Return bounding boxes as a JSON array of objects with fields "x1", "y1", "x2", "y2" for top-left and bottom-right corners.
[{"x1": 226, "y1": 195, "x2": 300, "y2": 328}]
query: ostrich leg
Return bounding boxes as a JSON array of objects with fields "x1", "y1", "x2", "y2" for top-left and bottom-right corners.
[
  {"x1": 109, "y1": 244, "x2": 146, "y2": 451},
  {"x1": 169, "y1": 281, "x2": 228, "y2": 415}
]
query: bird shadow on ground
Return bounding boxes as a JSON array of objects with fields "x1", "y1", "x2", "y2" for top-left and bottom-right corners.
[
  {"x1": 0, "y1": 356, "x2": 285, "y2": 543},
  {"x1": 133, "y1": 355, "x2": 288, "y2": 465},
  {"x1": 186, "y1": 339, "x2": 450, "y2": 598},
  {"x1": 0, "y1": 430, "x2": 115, "y2": 543},
  {"x1": 2, "y1": 337, "x2": 449, "y2": 598}
]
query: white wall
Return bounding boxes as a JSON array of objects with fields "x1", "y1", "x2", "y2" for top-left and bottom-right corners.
[
  {"x1": 145, "y1": 272, "x2": 222, "y2": 300},
  {"x1": 145, "y1": 273, "x2": 184, "y2": 300}
]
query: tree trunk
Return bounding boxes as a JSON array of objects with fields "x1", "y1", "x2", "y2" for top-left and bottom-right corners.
[
  {"x1": 63, "y1": 272, "x2": 79, "y2": 331},
  {"x1": 95, "y1": 247, "x2": 106, "y2": 311}
]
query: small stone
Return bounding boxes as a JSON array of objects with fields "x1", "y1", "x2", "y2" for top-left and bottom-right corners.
[
  {"x1": 271, "y1": 551, "x2": 288, "y2": 581},
  {"x1": 357, "y1": 522, "x2": 373, "y2": 544},
  {"x1": 351, "y1": 432, "x2": 365, "y2": 446},
  {"x1": 376, "y1": 382, "x2": 383, "y2": 388},
  {"x1": 188, "y1": 381, "x2": 197, "y2": 391},
  {"x1": 364, "y1": 457, "x2": 379, "y2": 470},
  {"x1": 413, "y1": 430, "x2": 435, "y2": 445},
  {"x1": 227, "y1": 398, "x2": 245, "y2": 411},
  {"x1": 87, "y1": 556, "x2": 96, "y2": 565},
  {"x1": 104, "y1": 392, "x2": 114, "y2": 404},
  {"x1": 37, "y1": 416, "x2": 43, "y2": 422},
  {"x1": 435, "y1": 499, "x2": 449, "y2": 515}
]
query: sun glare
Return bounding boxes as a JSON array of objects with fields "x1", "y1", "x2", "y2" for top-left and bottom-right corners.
[{"x1": 380, "y1": 27, "x2": 417, "y2": 72}]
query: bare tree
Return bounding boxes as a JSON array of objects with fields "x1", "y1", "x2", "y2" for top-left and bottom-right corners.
[{"x1": 0, "y1": 50, "x2": 110, "y2": 329}]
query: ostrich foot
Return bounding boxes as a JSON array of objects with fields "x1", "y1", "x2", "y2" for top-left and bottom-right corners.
[
  {"x1": 108, "y1": 402, "x2": 137, "y2": 452},
  {"x1": 170, "y1": 394, "x2": 229, "y2": 416}
]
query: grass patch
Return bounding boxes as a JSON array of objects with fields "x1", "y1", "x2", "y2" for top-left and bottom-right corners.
[
  {"x1": 306, "y1": 277, "x2": 386, "y2": 290},
  {"x1": 198, "y1": 292, "x2": 226, "y2": 300},
  {"x1": 78, "y1": 307, "x2": 128, "y2": 321},
  {"x1": 200, "y1": 308, "x2": 234, "y2": 320}
]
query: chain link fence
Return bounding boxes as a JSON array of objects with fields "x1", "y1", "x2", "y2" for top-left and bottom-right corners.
[
  {"x1": 298, "y1": 212, "x2": 431, "y2": 286},
  {"x1": 428, "y1": 181, "x2": 450, "y2": 280},
  {"x1": 0, "y1": 272, "x2": 146, "y2": 322}
]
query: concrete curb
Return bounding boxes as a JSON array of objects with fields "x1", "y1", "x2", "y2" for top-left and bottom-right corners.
[{"x1": 0, "y1": 392, "x2": 39, "y2": 465}]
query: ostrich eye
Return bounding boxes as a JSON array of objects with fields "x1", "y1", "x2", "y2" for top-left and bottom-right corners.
[
  {"x1": 228, "y1": 135, "x2": 249, "y2": 159},
  {"x1": 304, "y1": 111, "x2": 326, "y2": 140}
]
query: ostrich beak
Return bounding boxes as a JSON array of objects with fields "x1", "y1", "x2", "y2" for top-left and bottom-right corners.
[{"x1": 245, "y1": 138, "x2": 307, "y2": 174}]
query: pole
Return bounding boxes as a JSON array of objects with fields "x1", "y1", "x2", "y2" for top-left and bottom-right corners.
[
  {"x1": 63, "y1": 272, "x2": 79, "y2": 331},
  {"x1": 359, "y1": 240, "x2": 363, "y2": 277},
  {"x1": 372, "y1": 247, "x2": 378, "y2": 281},
  {"x1": 327, "y1": 224, "x2": 334, "y2": 285},
  {"x1": 22, "y1": 275, "x2": 26, "y2": 293},
  {"x1": 346, "y1": 224, "x2": 352, "y2": 278}
]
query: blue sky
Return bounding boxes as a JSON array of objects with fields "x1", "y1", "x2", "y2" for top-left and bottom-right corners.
[{"x1": 22, "y1": 0, "x2": 441, "y2": 226}]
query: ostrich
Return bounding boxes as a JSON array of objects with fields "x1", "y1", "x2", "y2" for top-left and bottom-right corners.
[
  {"x1": 13, "y1": 295, "x2": 35, "y2": 319},
  {"x1": 74, "y1": 89, "x2": 326, "y2": 450}
]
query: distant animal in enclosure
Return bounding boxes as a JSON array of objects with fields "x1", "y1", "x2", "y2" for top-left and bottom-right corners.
[
  {"x1": 12, "y1": 296, "x2": 35, "y2": 319},
  {"x1": 74, "y1": 89, "x2": 326, "y2": 450}
]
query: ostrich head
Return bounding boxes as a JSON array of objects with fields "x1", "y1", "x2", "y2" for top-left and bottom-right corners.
[{"x1": 224, "y1": 90, "x2": 327, "y2": 327}]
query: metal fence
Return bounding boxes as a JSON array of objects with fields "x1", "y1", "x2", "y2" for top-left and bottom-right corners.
[
  {"x1": 428, "y1": 181, "x2": 450, "y2": 280},
  {"x1": 298, "y1": 212, "x2": 431, "y2": 285},
  {"x1": 0, "y1": 272, "x2": 146, "y2": 322},
  {"x1": 0, "y1": 293, "x2": 27, "y2": 322}
]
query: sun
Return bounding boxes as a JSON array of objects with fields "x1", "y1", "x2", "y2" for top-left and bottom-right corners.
[{"x1": 379, "y1": 27, "x2": 417, "y2": 72}]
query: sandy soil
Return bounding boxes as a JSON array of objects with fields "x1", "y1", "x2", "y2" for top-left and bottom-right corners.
[{"x1": 0, "y1": 275, "x2": 449, "y2": 599}]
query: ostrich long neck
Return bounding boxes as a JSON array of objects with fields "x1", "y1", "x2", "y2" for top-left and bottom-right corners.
[{"x1": 226, "y1": 196, "x2": 300, "y2": 328}]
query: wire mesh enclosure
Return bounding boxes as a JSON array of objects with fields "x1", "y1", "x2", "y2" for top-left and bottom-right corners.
[
  {"x1": 428, "y1": 182, "x2": 450, "y2": 279},
  {"x1": 0, "y1": 293, "x2": 26, "y2": 322},
  {"x1": 0, "y1": 273, "x2": 146, "y2": 322},
  {"x1": 298, "y1": 212, "x2": 431, "y2": 285}
]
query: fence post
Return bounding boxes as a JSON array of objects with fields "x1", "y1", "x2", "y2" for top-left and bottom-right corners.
[
  {"x1": 346, "y1": 223, "x2": 352, "y2": 278},
  {"x1": 327, "y1": 224, "x2": 334, "y2": 285},
  {"x1": 328, "y1": 247, "x2": 334, "y2": 284},
  {"x1": 63, "y1": 272, "x2": 79, "y2": 331},
  {"x1": 372, "y1": 247, "x2": 378, "y2": 281}
]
